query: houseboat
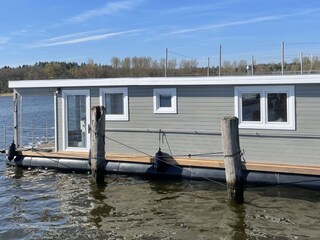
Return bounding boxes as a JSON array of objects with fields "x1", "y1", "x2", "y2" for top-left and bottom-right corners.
[{"x1": 5, "y1": 75, "x2": 320, "y2": 189}]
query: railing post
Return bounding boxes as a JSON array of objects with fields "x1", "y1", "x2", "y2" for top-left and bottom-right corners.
[
  {"x1": 90, "y1": 106, "x2": 106, "y2": 184},
  {"x1": 281, "y1": 41, "x2": 285, "y2": 75},
  {"x1": 13, "y1": 91, "x2": 19, "y2": 146},
  {"x1": 32, "y1": 121, "x2": 34, "y2": 150},
  {"x1": 221, "y1": 116, "x2": 244, "y2": 204},
  {"x1": 46, "y1": 121, "x2": 48, "y2": 143},
  {"x1": 219, "y1": 44, "x2": 222, "y2": 76},
  {"x1": 4, "y1": 125, "x2": 6, "y2": 149}
]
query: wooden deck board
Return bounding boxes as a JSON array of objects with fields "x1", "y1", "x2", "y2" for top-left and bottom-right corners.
[{"x1": 17, "y1": 150, "x2": 320, "y2": 176}]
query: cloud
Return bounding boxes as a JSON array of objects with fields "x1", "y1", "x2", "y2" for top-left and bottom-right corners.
[
  {"x1": 28, "y1": 29, "x2": 142, "y2": 48},
  {"x1": 168, "y1": 14, "x2": 293, "y2": 35},
  {"x1": 167, "y1": 8, "x2": 320, "y2": 36},
  {"x1": 0, "y1": 37, "x2": 9, "y2": 45},
  {"x1": 66, "y1": 0, "x2": 143, "y2": 23},
  {"x1": 162, "y1": 1, "x2": 236, "y2": 15}
]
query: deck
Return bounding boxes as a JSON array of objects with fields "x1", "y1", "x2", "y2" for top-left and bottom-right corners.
[{"x1": 17, "y1": 150, "x2": 320, "y2": 176}]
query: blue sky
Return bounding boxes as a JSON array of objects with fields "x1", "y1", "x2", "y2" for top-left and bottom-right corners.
[{"x1": 0, "y1": 0, "x2": 320, "y2": 67}]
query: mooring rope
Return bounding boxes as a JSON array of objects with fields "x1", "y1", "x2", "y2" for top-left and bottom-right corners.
[{"x1": 105, "y1": 135, "x2": 226, "y2": 187}]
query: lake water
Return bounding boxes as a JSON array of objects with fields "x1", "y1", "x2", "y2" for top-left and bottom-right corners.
[{"x1": 0, "y1": 95, "x2": 320, "y2": 240}]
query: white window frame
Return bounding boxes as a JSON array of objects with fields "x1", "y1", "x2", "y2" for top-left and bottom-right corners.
[
  {"x1": 99, "y1": 87, "x2": 129, "y2": 121},
  {"x1": 235, "y1": 86, "x2": 295, "y2": 130},
  {"x1": 62, "y1": 89, "x2": 91, "y2": 151},
  {"x1": 153, "y1": 88, "x2": 177, "y2": 114}
]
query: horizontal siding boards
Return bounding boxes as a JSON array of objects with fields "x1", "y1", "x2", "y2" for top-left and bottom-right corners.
[
  {"x1": 100, "y1": 85, "x2": 231, "y2": 161},
  {"x1": 105, "y1": 131, "x2": 223, "y2": 161},
  {"x1": 295, "y1": 85, "x2": 320, "y2": 134},
  {"x1": 240, "y1": 137, "x2": 320, "y2": 166},
  {"x1": 129, "y1": 85, "x2": 233, "y2": 131},
  {"x1": 90, "y1": 85, "x2": 234, "y2": 132}
]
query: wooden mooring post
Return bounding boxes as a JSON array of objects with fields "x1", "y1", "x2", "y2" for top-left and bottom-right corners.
[
  {"x1": 90, "y1": 106, "x2": 106, "y2": 184},
  {"x1": 221, "y1": 116, "x2": 244, "y2": 204}
]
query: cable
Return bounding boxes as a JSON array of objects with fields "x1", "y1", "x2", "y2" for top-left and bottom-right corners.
[
  {"x1": 168, "y1": 50, "x2": 208, "y2": 60},
  {"x1": 105, "y1": 135, "x2": 226, "y2": 187},
  {"x1": 163, "y1": 132, "x2": 173, "y2": 157}
]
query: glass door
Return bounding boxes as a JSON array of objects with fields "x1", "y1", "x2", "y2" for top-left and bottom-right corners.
[{"x1": 62, "y1": 90, "x2": 90, "y2": 150}]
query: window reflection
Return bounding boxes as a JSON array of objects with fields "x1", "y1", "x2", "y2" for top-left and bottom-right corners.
[
  {"x1": 105, "y1": 93, "x2": 124, "y2": 115},
  {"x1": 267, "y1": 93, "x2": 287, "y2": 122},
  {"x1": 242, "y1": 93, "x2": 261, "y2": 121},
  {"x1": 159, "y1": 95, "x2": 172, "y2": 108},
  {"x1": 67, "y1": 95, "x2": 86, "y2": 148}
]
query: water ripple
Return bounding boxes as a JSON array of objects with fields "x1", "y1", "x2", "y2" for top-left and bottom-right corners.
[{"x1": 0, "y1": 160, "x2": 319, "y2": 239}]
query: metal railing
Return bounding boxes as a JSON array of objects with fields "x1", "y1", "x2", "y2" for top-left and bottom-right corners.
[{"x1": 2, "y1": 123, "x2": 55, "y2": 151}]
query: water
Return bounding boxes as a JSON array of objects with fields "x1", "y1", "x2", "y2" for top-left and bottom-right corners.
[{"x1": 0, "y1": 95, "x2": 320, "y2": 240}]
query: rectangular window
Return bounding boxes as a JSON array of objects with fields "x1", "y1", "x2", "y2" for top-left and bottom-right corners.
[
  {"x1": 100, "y1": 88, "x2": 128, "y2": 121},
  {"x1": 67, "y1": 95, "x2": 87, "y2": 148},
  {"x1": 235, "y1": 86, "x2": 295, "y2": 130},
  {"x1": 153, "y1": 88, "x2": 177, "y2": 114},
  {"x1": 267, "y1": 93, "x2": 287, "y2": 122},
  {"x1": 242, "y1": 93, "x2": 261, "y2": 122}
]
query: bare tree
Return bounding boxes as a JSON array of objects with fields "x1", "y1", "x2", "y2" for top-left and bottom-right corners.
[{"x1": 111, "y1": 57, "x2": 121, "y2": 68}]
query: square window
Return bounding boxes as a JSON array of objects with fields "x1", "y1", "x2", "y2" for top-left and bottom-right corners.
[
  {"x1": 159, "y1": 94, "x2": 172, "y2": 108},
  {"x1": 235, "y1": 86, "x2": 295, "y2": 130},
  {"x1": 105, "y1": 93, "x2": 124, "y2": 114},
  {"x1": 153, "y1": 88, "x2": 177, "y2": 114},
  {"x1": 100, "y1": 88, "x2": 128, "y2": 121}
]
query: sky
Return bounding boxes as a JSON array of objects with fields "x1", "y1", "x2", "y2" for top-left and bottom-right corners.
[{"x1": 0, "y1": 0, "x2": 320, "y2": 67}]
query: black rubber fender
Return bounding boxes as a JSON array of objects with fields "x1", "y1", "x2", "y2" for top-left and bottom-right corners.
[{"x1": 7, "y1": 141, "x2": 16, "y2": 161}]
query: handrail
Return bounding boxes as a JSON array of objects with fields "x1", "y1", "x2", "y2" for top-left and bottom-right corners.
[{"x1": 105, "y1": 127, "x2": 320, "y2": 139}]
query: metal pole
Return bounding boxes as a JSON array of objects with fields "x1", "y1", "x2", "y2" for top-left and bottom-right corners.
[
  {"x1": 19, "y1": 95, "x2": 23, "y2": 147},
  {"x1": 4, "y1": 125, "x2": 6, "y2": 149},
  {"x1": 13, "y1": 91, "x2": 19, "y2": 146},
  {"x1": 32, "y1": 120, "x2": 34, "y2": 149},
  {"x1": 219, "y1": 45, "x2": 222, "y2": 76},
  {"x1": 207, "y1": 57, "x2": 210, "y2": 76},
  {"x1": 309, "y1": 54, "x2": 314, "y2": 73},
  {"x1": 300, "y1": 52, "x2": 303, "y2": 74},
  {"x1": 281, "y1": 41, "x2": 284, "y2": 75},
  {"x1": 165, "y1": 48, "x2": 168, "y2": 77},
  {"x1": 251, "y1": 54, "x2": 254, "y2": 75},
  {"x1": 46, "y1": 121, "x2": 48, "y2": 143}
]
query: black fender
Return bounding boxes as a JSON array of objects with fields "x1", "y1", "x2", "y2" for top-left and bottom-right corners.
[{"x1": 7, "y1": 141, "x2": 16, "y2": 161}]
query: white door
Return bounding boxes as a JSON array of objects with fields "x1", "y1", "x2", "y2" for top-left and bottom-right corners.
[{"x1": 62, "y1": 90, "x2": 90, "y2": 151}]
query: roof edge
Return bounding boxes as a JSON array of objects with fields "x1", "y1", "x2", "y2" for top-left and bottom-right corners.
[{"x1": 8, "y1": 74, "x2": 320, "y2": 89}]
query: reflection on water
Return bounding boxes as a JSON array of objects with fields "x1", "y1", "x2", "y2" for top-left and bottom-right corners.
[{"x1": 0, "y1": 160, "x2": 319, "y2": 240}]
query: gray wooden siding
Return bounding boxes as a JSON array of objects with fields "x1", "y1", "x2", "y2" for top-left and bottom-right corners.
[
  {"x1": 56, "y1": 84, "x2": 320, "y2": 166},
  {"x1": 103, "y1": 85, "x2": 233, "y2": 161}
]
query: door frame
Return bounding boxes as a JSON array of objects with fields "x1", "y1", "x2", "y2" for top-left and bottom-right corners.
[{"x1": 62, "y1": 89, "x2": 91, "y2": 151}]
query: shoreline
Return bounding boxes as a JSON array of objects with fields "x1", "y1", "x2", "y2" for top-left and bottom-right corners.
[{"x1": 0, "y1": 93, "x2": 12, "y2": 97}]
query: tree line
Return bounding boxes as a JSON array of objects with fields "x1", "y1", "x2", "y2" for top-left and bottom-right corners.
[{"x1": 1, "y1": 56, "x2": 320, "y2": 94}]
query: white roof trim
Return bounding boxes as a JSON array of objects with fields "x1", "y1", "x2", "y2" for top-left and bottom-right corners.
[{"x1": 8, "y1": 74, "x2": 320, "y2": 89}]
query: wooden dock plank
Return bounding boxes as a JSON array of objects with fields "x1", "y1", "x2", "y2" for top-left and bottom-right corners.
[{"x1": 17, "y1": 150, "x2": 320, "y2": 176}]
